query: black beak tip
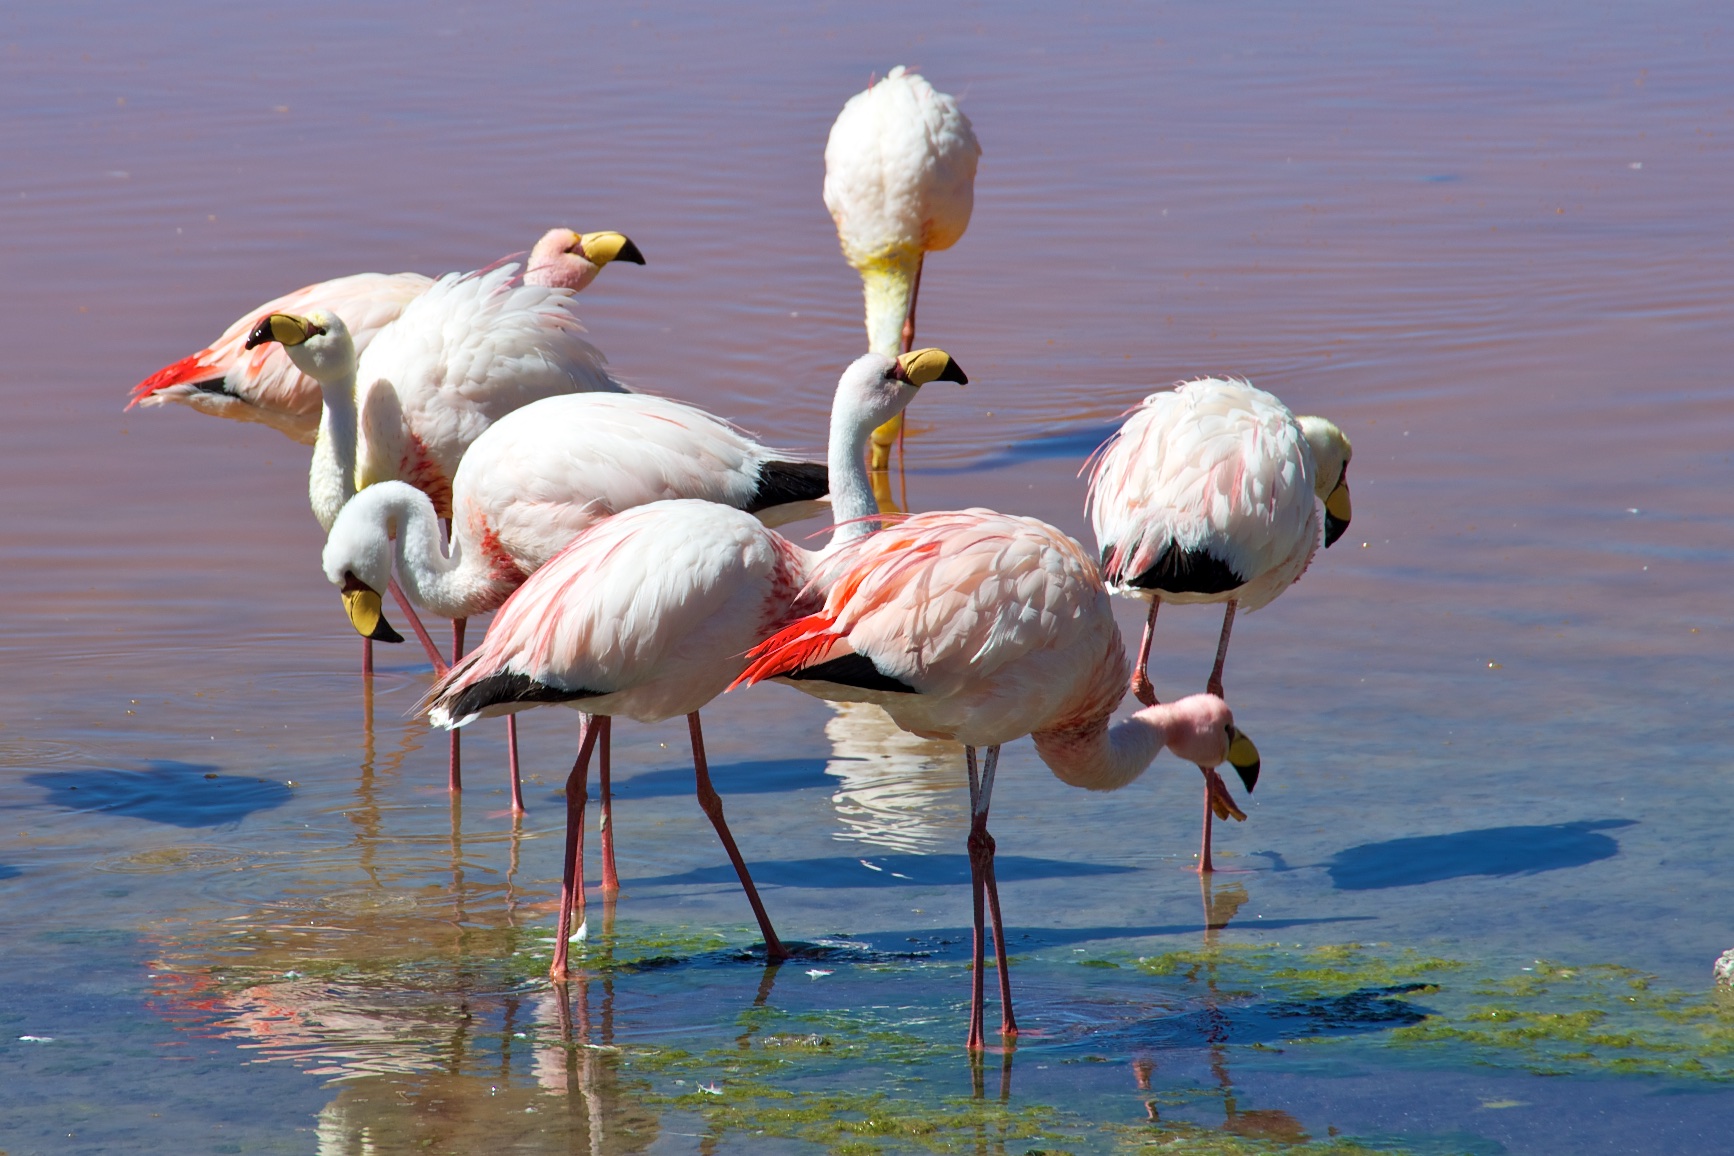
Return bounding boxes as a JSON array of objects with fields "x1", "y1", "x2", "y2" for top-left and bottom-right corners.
[
  {"x1": 1234, "y1": 761, "x2": 1261, "y2": 794},
  {"x1": 243, "y1": 317, "x2": 274, "y2": 350},
  {"x1": 1324, "y1": 514, "x2": 1348, "y2": 548},
  {"x1": 373, "y1": 618, "x2": 405, "y2": 645},
  {"x1": 617, "y1": 239, "x2": 646, "y2": 265},
  {"x1": 945, "y1": 365, "x2": 969, "y2": 386}
]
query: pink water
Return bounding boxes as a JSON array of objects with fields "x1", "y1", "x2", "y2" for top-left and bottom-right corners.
[{"x1": 3, "y1": 1, "x2": 1732, "y2": 1151}]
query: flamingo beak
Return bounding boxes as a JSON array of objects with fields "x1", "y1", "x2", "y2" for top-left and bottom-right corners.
[
  {"x1": 1323, "y1": 467, "x2": 1352, "y2": 547},
  {"x1": 244, "y1": 313, "x2": 324, "y2": 350},
  {"x1": 1226, "y1": 725, "x2": 1261, "y2": 793},
  {"x1": 576, "y1": 231, "x2": 646, "y2": 266},
  {"x1": 339, "y1": 574, "x2": 404, "y2": 644},
  {"x1": 894, "y1": 348, "x2": 968, "y2": 387}
]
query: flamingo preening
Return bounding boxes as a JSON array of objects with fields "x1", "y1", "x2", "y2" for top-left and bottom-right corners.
[
  {"x1": 824, "y1": 67, "x2": 980, "y2": 471},
  {"x1": 1087, "y1": 377, "x2": 1351, "y2": 871},
  {"x1": 421, "y1": 350, "x2": 967, "y2": 979},
  {"x1": 319, "y1": 390, "x2": 831, "y2": 823},
  {"x1": 732, "y1": 508, "x2": 1260, "y2": 1050},
  {"x1": 126, "y1": 229, "x2": 644, "y2": 442}
]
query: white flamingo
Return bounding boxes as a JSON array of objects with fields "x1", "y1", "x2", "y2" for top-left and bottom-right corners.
[
  {"x1": 1086, "y1": 376, "x2": 1351, "y2": 871},
  {"x1": 824, "y1": 67, "x2": 980, "y2": 470},
  {"x1": 420, "y1": 349, "x2": 968, "y2": 978},
  {"x1": 320, "y1": 390, "x2": 831, "y2": 821},
  {"x1": 126, "y1": 229, "x2": 644, "y2": 442},
  {"x1": 733, "y1": 508, "x2": 1260, "y2": 1050}
]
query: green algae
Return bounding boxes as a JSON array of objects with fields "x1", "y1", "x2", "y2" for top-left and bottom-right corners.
[{"x1": 1135, "y1": 943, "x2": 1464, "y2": 998}]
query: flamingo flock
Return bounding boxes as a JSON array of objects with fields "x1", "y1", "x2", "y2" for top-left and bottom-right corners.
[{"x1": 129, "y1": 68, "x2": 1352, "y2": 1051}]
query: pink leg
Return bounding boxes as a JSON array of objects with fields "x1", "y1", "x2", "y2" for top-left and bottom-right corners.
[
  {"x1": 506, "y1": 714, "x2": 526, "y2": 815},
  {"x1": 1207, "y1": 600, "x2": 1237, "y2": 699},
  {"x1": 1199, "y1": 776, "x2": 1216, "y2": 875},
  {"x1": 688, "y1": 713, "x2": 787, "y2": 962},
  {"x1": 551, "y1": 718, "x2": 601, "y2": 981},
  {"x1": 901, "y1": 254, "x2": 924, "y2": 355},
  {"x1": 1131, "y1": 599, "x2": 1160, "y2": 706},
  {"x1": 977, "y1": 746, "x2": 1017, "y2": 1040},
  {"x1": 362, "y1": 637, "x2": 373, "y2": 679},
  {"x1": 447, "y1": 618, "x2": 466, "y2": 793},
  {"x1": 387, "y1": 578, "x2": 448, "y2": 675},
  {"x1": 1196, "y1": 766, "x2": 1248, "y2": 875},
  {"x1": 598, "y1": 717, "x2": 619, "y2": 896}
]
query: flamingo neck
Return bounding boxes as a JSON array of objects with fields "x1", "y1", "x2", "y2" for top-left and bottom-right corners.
[
  {"x1": 387, "y1": 495, "x2": 510, "y2": 619},
  {"x1": 1030, "y1": 707, "x2": 1181, "y2": 792},
  {"x1": 309, "y1": 370, "x2": 359, "y2": 533},
  {"x1": 856, "y1": 252, "x2": 922, "y2": 359},
  {"x1": 525, "y1": 243, "x2": 599, "y2": 293},
  {"x1": 827, "y1": 385, "x2": 884, "y2": 547}
]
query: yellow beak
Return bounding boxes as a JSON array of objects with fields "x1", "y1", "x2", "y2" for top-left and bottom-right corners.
[
  {"x1": 1226, "y1": 726, "x2": 1261, "y2": 793},
  {"x1": 340, "y1": 583, "x2": 404, "y2": 643},
  {"x1": 1323, "y1": 469, "x2": 1352, "y2": 547},
  {"x1": 577, "y1": 231, "x2": 646, "y2": 266}
]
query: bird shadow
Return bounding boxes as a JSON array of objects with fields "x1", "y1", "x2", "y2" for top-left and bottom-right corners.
[
  {"x1": 909, "y1": 419, "x2": 1122, "y2": 476},
  {"x1": 628, "y1": 852, "x2": 1132, "y2": 890},
  {"x1": 20, "y1": 761, "x2": 293, "y2": 828},
  {"x1": 0, "y1": 864, "x2": 19, "y2": 882},
  {"x1": 583, "y1": 758, "x2": 834, "y2": 801},
  {"x1": 1325, "y1": 819, "x2": 1635, "y2": 891},
  {"x1": 1070, "y1": 983, "x2": 1436, "y2": 1051}
]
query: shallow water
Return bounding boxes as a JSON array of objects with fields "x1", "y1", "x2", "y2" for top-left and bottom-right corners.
[{"x1": 4, "y1": 1, "x2": 1733, "y2": 1151}]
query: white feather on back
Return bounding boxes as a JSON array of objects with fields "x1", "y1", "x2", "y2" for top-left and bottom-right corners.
[
  {"x1": 352, "y1": 264, "x2": 624, "y2": 503},
  {"x1": 1087, "y1": 378, "x2": 1319, "y2": 611},
  {"x1": 451, "y1": 392, "x2": 780, "y2": 574},
  {"x1": 823, "y1": 66, "x2": 981, "y2": 265}
]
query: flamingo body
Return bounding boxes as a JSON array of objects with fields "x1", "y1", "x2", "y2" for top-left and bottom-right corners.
[{"x1": 128, "y1": 228, "x2": 641, "y2": 444}]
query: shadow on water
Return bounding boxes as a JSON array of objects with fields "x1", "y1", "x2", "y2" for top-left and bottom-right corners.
[
  {"x1": 1081, "y1": 984, "x2": 1436, "y2": 1051},
  {"x1": 1326, "y1": 819, "x2": 1635, "y2": 891},
  {"x1": 628, "y1": 851, "x2": 1135, "y2": 889},
  {"x1": 909, "y1": 418, "x2": 1123, "y2": 476},
  {"x1": 583, "y1": 757, "x2": 832, "y2": 800},
  {"x1": 21, "y1": 761, "x2": 293, "y2": 827}
]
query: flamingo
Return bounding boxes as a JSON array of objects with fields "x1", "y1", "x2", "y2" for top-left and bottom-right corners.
[
  {"x1": 824, "y1": 66, "x2": 980, "y2": 471},
  {"x1": 240, "y1": 267, "x2": 627, "y2": 788},
  {"x1": 126, "y1": 229, "x2": 644, "y2": 443},
  {"x1": 1086, "y1": 377, "x2": 1351, "y2": 872},
  {"x1": 731, "y1": 508, "x2": 1261, "y2": 1050},
  {"x1": 419, "y1": 349, "x2": 968, "y2": 979},
  {"x1": 319, "y1": 389, "x2": 831, "y2": 822}
]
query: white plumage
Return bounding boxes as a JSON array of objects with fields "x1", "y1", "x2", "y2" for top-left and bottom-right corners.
[
  {"x1": 128, "y1": 229, "x2": 641, "y2": 444},
  {"x1": 824, "y1": 66, "x2": 980, "y2": 463},
  {"x1": 1086, "y1": 376, "x2": 1351, "y2": 871}
]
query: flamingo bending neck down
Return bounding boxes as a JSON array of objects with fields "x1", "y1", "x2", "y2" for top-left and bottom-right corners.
[
  {"x1": 1087, "y1": 377, "x2": 1351, "y2": 871},
  {"x1": 318, "y1": 390, "x2": 832, "y2": 818},
  {"x1": 732, "y1": 508, "x2": 1260, "y2": 1049},
  {"x1": 420, "y1": 349, "x2": 967, "y2": 978},
  {"x1": 824, "y1": 66, "x2": 980, "y2": 471},
  {"x1": 126, "y1": 228, "x2": 644, "y2": 444}
]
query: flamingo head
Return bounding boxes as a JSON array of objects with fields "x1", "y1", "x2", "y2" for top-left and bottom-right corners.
[
  {"x1": 526, "y1": 228, "x2": 646, "y2": 292},
  {"x1": 1144, "y1": 693, "x2": 1262, "y2": 793},
  {"x1": 834, "y1": 348, "x2": 967, "y2": 440},
  {"x1": 320, "y1": 488, "x2": 405, "y2": 643},
  {"x1": 243, "y1": 309, "x2": 354, "y2": 386},
  {"x1": 1298, "y1": 416, "x2": 1353, "y2": 547}
]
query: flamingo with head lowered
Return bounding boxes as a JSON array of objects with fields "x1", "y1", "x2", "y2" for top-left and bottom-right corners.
[
  {"x1": 1087, "y1": 376, "x2": 1351, "y2": 872},
  {"x1": 419, "y1": 349, "x2": 967, "y2": 979},
  {"x1": 732, "y1": 507, "x2": 1260, "y2": 1050}
]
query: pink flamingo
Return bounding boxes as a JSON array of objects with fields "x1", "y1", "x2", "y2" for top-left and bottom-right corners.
[
  {"x1": 1087, "y1": 377, "x2": 1351, "y2": 872},
  {"x1": 733, "y1": 508, "x2": 1260, "y2": 1050}
]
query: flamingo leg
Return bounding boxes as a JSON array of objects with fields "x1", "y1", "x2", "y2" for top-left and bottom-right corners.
[
  {"x1": 965, "y1": 746, "x2": 987, "y2": 1052},
  {"x1": 978, "y1": 745, "x2": 1017, "y2": 1040},
  {"x1": 1196, "y1": 767, "x2": 1248, "y2": 875},
  {"x1": 900, "y1": 253, "x2": 924, "y2": 355},
  {"x1": 1131, "y1": 599, "x2": 1161, "y2": 706},
  {"x1": 1206, "y1": 600, "x2": 1236, "y2": 699},
  {"x1": 552, "y1": 717, "x2": 600, "y2": 981},
  {"x1": 385, "y1": 578, "x2": 448, "y2": 674},
  {"x1": 506, "y1": 714, "x2": 526, "y2": 815},
  {"x1": 598, "y1": 717, "x2": 619, "y2": 896},
  {"x1": 362, "y1": 637, "x2": 373, "y2": 679},
  {"x1": 448, "y1": 618, "x2": 466, "y2": 793},
  {"x1": 687, "y1": 713, "x2": 787, "y2": 962}
]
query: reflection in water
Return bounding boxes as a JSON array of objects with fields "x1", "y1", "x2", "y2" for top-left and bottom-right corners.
[{"x1": 823, "y1": 701, "x2": 968, "y2": 854}]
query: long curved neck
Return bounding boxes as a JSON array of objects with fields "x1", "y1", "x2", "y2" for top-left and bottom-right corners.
[
  {"x1": 857, "y1": 251, "x2": 922, "y2": 358},
  {"x1": 382, "y1": 493, "x2": 512, "y2": 620},
  {"x1": 309, "y1": 369, "x2": 358, "y2": 533},
  {"x1": 1030, "y1": 710, "x2": 1176, "y2": 792},
  {"x1": 827, "y1": 386, "x2": 883, "y2": 547}
]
